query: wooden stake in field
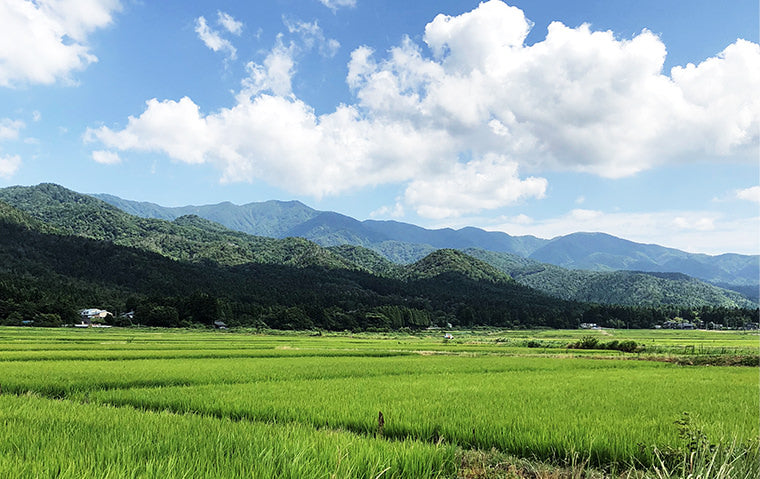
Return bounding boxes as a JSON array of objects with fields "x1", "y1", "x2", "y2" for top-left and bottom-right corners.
[{"x1": 378, "y1": 410, "x2": 384, "y2": 437}]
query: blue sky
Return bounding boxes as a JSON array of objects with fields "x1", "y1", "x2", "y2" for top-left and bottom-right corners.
[{"x1": 0, "y1": 0, "x2": 758, "y2": 254}]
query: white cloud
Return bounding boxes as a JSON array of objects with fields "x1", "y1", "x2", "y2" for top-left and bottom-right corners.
[
  {"x1": 86, "y1": 93, "x2": 455, "y2": 198},
  {"x1": 370, "y1": 202, "x2": 405, "y2": 219},
  {"x1": 569, "y1": 209, "x2": 603, "y2": 221},
  {"x1": 86, "y1": 1, "x2": 760, "y2": 221},
  {"x1": 0, "y1": 0, "x2": 121, "y2": 87},
  {"x1": 195, "y1": 15, "x2": 237, "y2": 60},
  {"x1": 0, "y1": 154, "x2": 21, "y2": 179},
  {"x1": 217, "y1": 11, "x2": 242, "y2": 35},
  {"x1": 672, "y1": 216, "x2": 715, "y2": 231},
  {"x1": 403, "y1": 154, "x2": 547, "y2": 218},
  {"x1": 737, "y1": 186, "x2": 760, "y2": 203},
  {"x1": 283, "y1": 18, "x2": 340, "y2": 58},
  {"x1": 32, "y1": 110, "x2": 41, "y2": 122},
  {"x1": 0, "y1": 119, "x2": 24, "y2": 140},
  {"x1": 239, "y1": 39, "x2": 296, "y2": 97},
  {"x1": 92, "y1": 149, "x2": 121, "y2": 164},
  {"x1": 85, "y1": 96, "x2": 214, "y2": 165},
  {"x1": 318, "y1": 0, "x2": 356, "y2": 12},
  {"x1": 424, "y1": 0, "x2": 532, "y2": 71},
  {"x1": 348, "y1": 0, "x2": 759, "y2": 177}
]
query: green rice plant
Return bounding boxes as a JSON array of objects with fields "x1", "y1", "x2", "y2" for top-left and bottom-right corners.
[
  {"x1": 0, "y1": 353, "x2": 584, "y2": 397},
  {"x1": 88, "y1": 357, "x2": 759, "y2": 470},
  {"x1": 1, "y1": 328, "x2": 757, "y2": 477},
  {"x1": 0, "y1": 394, "x2": 457, "y2": 479},
  {"x1": 649, "y1": 413, "x2": 760, "y2": 479}
]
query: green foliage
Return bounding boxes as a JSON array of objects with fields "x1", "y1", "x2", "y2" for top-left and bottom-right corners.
[
  {"x1": 529, "y1": 232, "x2": 760, "y2": 287},
  {"x1": 646, "y1": 413, "x2": 760, "y2": 479},
  {"x1": 403, "y1": 249, "x2": 513, "y2": 283},
  {"x1": 0, "y1": 184, "x2": 354, "y2": 270},
  {"x1": 466, "y1": 249, "x2": 758, "y2": 309},
  {"x1": 327, "y1": 244, "x2": 404, "y2": 277},
  {"x1": 568, "y1": 336, "x2": 642, "y2": 353},
  {"x1": 0, "y1": 394, "x2": 456, "y2": 479}
]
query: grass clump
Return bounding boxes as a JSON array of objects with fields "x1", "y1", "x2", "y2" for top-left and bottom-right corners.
[{"x1": 568, "y1": 336, "x2": 642, "y2": 353}]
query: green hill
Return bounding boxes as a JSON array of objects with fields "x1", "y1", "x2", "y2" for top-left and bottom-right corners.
[
  {"x1": 0, "y1": 184, "x2": 353, "y2": 270},
  {"x1": 466, "y1": 249, "x2": 757, "y2": 309},
  {"x1": 326, "y1": 244, "x2": 404, "y2": 277},
  {"x1": 404, "y1": 249, "x2": 512, "y2": 283}
]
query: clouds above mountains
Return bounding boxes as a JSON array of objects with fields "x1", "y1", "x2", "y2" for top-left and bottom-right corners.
[
  {"x1": 0, "y1": 0, "x2": 121, "y2": 87},
  {"x1": 87, "y1": 0, "x2": 759, "y2": 219}
]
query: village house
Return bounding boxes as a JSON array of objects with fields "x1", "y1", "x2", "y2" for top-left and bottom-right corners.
[{"x1": 78, "y1": 308, "x2": 113, "y2": 326}]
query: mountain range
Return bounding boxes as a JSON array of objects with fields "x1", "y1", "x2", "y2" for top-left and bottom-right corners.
[
  {"x1": 0, "y1": 184, "x2": 601, "y2": 330},
  {"x1": 1, "y1": 183, "x2": 758, "y2": 332},
  {"x1": 94, "y1": 192, "x2": 759, "y2": 291},
  {"x1": 0, "y1": 183, "x2": 755, "y2": 327}
]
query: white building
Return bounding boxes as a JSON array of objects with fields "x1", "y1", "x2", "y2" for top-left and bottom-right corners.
[{"x1": 79, "y1": 308, "x2": 112, "y2": 324}]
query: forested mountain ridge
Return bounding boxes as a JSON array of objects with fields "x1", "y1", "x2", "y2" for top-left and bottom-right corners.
[
  {"x1": 0, "y1": 184, "x2": 354, "y2": 270},
  {"x1": 4, "y1": 184, "x2": 757, "y2": 310},
  {"x1": 466, "y1": 249, "x2": 757, "y2": 309},
  {"x1": 94, "y1": 192, "x2": 548, "y2": 261},
  {"x1": 95, "y1": 193, "x2": 319, "y2": 238},
  {"x1": 0, "y1": 195, "x2": 587, "y2": 329},
  {"x1": 0, "y1": 185, "x2": 756, "y2": 330},
  {"x1": 93, "y1": 190, "x2": 759, "y2": 287},
  {"x1": 528, "y1": 232, "x2": 759, "y2": 287}
]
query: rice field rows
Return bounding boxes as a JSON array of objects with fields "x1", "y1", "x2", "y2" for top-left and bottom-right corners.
[
  {"x1": 0, "y1": 394, "x2": 455, "y2": 479},
  {"x1": 88, "y1": 359, "x2": 757, "y2": 468},
  {"x1": 0, "y1": 327, "x2": 758, "y2": 478}
]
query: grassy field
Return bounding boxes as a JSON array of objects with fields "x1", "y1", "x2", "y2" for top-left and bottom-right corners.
[{"x1": 0, "y1": 327, "x2": 757, "y2": 478}]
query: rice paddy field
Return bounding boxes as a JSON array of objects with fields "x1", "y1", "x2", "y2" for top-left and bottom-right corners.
[{"x1": 0, "y1": 327, "x2": 757, "y2": 478}]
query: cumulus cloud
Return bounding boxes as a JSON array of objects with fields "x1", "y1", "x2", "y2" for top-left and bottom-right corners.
[
  {"x1": 239, "y1": 39, "x2": 296, "y2": 97},
  {"x1": 349, "y1": 2, "x2": 759, "y2": 178},
  {"x1": 86, "y1": 94, "x2": 455, "y2": 198},
  {"x1": 0, "y1": 155, "x2": 21, "y2": 179},
  {"x1": 0, "y1": 0, "x2": 121, "y2": 87},
  {"x1": 86, "y1": 0, "x2": 760, "y2": 219},
  {"x1": 403, "y1": 154, "x2": 546, "y2": 218},
  {"x1": 85, "y1": 96, "x2": 213, "y2": 165},
  {"x1": 736, "y1": 186, "x2": 760, "y2": 203},
  {"x1": 195, "y1": 14, "x2": 238, "y2": 60}
]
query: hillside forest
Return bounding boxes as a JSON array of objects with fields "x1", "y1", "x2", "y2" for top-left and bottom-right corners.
[{"x1": 0, "y1": 184, "x2": 756, "y2": 331}]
